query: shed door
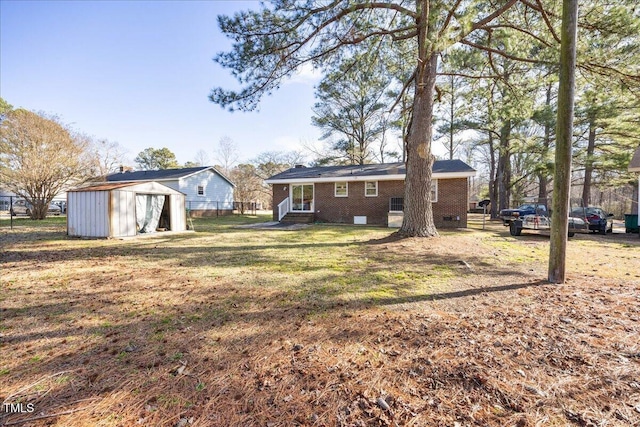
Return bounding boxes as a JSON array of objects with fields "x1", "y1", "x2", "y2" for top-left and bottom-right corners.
[{"x1": 135, "y1": 194, "x2": 165, "y2": 233}]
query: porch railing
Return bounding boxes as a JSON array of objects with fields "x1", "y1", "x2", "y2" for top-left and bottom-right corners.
[{"x1": 277, "y1": 198, "x2": 289, "y2": 221}]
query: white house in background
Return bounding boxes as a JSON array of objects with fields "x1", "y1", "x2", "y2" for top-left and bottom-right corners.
[
  {"x1": 105, "y1": 166, "x2": 235, "y2": 217},
  {"x1": 0, "y1": 187, "x2": 18, "y2": 211}
]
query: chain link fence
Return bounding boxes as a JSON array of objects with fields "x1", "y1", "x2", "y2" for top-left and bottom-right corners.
[
  {"x1": 1, "y1": 196, "x2": 18, "y2": 230},
  {"x1": 185, "y1": 201, "x2": 257, "y2": 217},
  {"x1": 0, "y1": 195, "x2": 68, "y2": 230}
]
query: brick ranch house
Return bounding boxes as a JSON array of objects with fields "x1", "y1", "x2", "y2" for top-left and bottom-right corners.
[{"x1": 265, "y1": 160, "x2": 476, "y2": 228}]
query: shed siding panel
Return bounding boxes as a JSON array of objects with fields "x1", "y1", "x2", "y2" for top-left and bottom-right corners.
[
  {"x1": 68, "y1": 191, "x2": 109, "y2": 237},
  {"x1": 95, "y1": 192, "x2": 104, "y2": 236},
  {"x1": 115, "y1": 191, "x2": 136, "y2": 237},
  {"x1": 97, "y1": 192, "x2": 106, "y2": 236},
  {"x1": 85, "y1": 192, "x2": 92, "y2": 235},
  {"x1": 111, "y1": 191, "x2": 119, "y2": 237},
  {"x1": 67, "y1": 192, "x2": 78, "y2": 236},
  {"x1": 170, "y1": 194, "x2": 186, "y2": 231},
  {"x1": 96, "y1": 192, "x2": 109, "y2": 237},
  {"x1": 112, "y1": 191, "x2": 121, "y2": 236},
  {"x1": 125, "y1": 191, "x2": 136, "y2": 236},
  {"x1": 88, "y1": 192, "x2": 96, "y2": 236}
]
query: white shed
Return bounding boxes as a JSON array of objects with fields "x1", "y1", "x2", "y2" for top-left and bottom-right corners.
[{"x1": 67, "y1": 181, "x2": 186, "y2": 238}]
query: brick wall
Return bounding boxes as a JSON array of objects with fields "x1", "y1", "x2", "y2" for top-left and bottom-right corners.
[
  {"x1": 315, "y1": 181, "x2": 404, "y2": 225},
  {"x1": 272, "y1": 185, "x2": 290, "y2": 221},
  {"x1": 432, "y1": 178, "x2": 468, "y2": 228},
  {"x1": 271, "y1": 178, "x2": 469, "y2": 228}
]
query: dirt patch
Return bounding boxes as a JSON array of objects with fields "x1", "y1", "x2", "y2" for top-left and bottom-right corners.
[{"x1": 1, "y1": 217, "x2": 639, "y2": 426}]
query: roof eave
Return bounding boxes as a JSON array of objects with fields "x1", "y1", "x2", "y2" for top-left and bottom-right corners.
[
  {"x1": 175, "y1": 167, "x2": 236, "y2": 187},
  {"x1": 106, "y1": 167, "x2": 236, "y2": 187},
  {"x1": 265, "y1": 171, "x2": 475, "y2": 185}
]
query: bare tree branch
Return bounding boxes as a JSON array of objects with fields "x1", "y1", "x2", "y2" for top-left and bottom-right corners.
[
  {"x1": 471, "y1": 0, "x2": 519, "y2": 33},
  {"x1": 389, "y1": 69, "x2": 417, "y2": 113},
  {"x1": 482, "y1": 23, "x2": 554, "y2": 48},
  {"x1": 438, "y1": 71, "x2": 503, "y2": 79},
  {"x1": 438, "y1": 0, "x2": 464, "y2": 38}
]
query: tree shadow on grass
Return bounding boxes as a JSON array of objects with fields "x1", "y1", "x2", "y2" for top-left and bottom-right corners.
[
  {"x1": 0, "y1": 222, "x2": 561, "y2": 425},
  {"x1": 0, "y1": 270, "x2": 554, "y2": 426}
]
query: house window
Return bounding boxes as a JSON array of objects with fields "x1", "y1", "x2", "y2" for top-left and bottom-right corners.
[
  {"x1": 335, "y1": 182, "x2": 348, "y2": 197},
  {"x1": 389, "y1": 197, "x2": 404, "y2": 212},
  {"x1": 431, "y1": 179, "x2": 438, "y2": 203},
  {"x1": 197, "y1": 185, "x2": 205, "y2": 196},
  {"x1": 365, "y1": 181, "x2": 378, "y2": 197}
]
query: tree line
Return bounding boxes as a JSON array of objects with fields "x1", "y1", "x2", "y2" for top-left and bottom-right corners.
[
  {"x1": 210, "y1": 0, "x2": 640, "y2": 233},
  {"x1": 0, "y1": 99, "x2": 301, "y2": 218},
  {"x1": 0, "y1": 99, "x2": 132, "y2": 219},
  {"x1": 3, "y1": 1, "x2": 639, "y2": 225}
]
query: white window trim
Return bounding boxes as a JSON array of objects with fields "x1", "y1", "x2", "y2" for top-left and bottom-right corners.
[
  {"x1": 334, "y1": 182, "x2": 348, "y2": 197},
  {"x1": 290, "y1": 183, "x2": 314, "y2": 212},
  {"x1": 431, "y1": 179, "x2": 438, "y2": 203},
  {"x1": 197, "y1": 185, "x2": 205, "y2": 197},
  {"x1": 365, "y1": 181, "x2": 378, "y2": 197}
]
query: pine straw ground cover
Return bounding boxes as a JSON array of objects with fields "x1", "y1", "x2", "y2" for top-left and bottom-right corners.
[{"x1": 1, "y1": 215, "x2": 639, "y2": 427}]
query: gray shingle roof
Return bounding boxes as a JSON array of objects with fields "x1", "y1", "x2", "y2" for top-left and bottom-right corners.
[
  {"x1": 266, "y1": 160, "x2": 475, "y2": 181},
  {"x1": 105, "y1": 166, "x2": 235, "y2": 186},
  {"x1": 106, "y1": 167, "x2": 209, "y2": 182}
]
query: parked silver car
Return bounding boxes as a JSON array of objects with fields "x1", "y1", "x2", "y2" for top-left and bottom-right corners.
[{"x1": 10, "y1": 199, "x2": 61, "y2": 216}]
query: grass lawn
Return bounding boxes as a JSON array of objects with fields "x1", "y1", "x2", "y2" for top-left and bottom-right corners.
[{"x1": 1, "y1": 214, "x2": 639, "y2": 426}]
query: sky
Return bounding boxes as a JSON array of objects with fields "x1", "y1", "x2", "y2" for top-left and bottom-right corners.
[{"x1": 0, "y1": 0, "x2": 326, "y2": 166}]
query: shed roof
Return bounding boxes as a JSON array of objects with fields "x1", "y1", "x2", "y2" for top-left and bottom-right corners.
[
  {"x1": 265, "y1": 160, "x2": 475, "y2": 184},
  {"x1": 69, "y1": 181, "x2": 184, "y2": 195},
  {"x1": 105, "y1": 166, "x2": 235, "y2": 186},
  {"x1": 629, "y1": 146, "x2": 640, "y2": 172}
]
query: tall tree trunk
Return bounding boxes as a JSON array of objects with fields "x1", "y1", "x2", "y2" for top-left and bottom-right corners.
[
  {"x1": 449, "y1": 75, "x2": 455, "y2": 160},
  {"x1": 358, "y1": 113, "x2": 366, "y2": 165},
  {"x1": 401, "y1": 97, "x2": 411, "y2": 163},
  {"x1": 485, "y1": 89, "x2": 499, "y2": 219},
  {"x1": 399, "y1": 0, "x2": 438, "y2": 237},
  {"x1": 400, "y1": 65, "x2": 438, "y2": 235},
  {"x1": 538, "y1": 83, "x2": 553, "y2": 201},
  {"x1": 581, "y1": 113, "x2": 596, "y2": 205},
  {"x1": 489, "y1": 134, "x2": 499, "y2": 219},
  {"x1": 549, "y1": 0, "x2": 578, "y2": 284},
  {"x1": 537, "y1": 173, "x2": 548, "y2": 201},
  {"x1": 497, "y1": 121, "x2": 511, "y2": 211}
]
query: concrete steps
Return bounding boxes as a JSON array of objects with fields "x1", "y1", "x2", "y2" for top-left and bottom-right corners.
[{"x1": 281, "y1": 213, "x2": 315, "y2": 224}]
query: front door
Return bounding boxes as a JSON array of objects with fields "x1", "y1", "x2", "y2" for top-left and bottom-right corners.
[{"x1": 291, "y1": 184, "x2": 313, "y2": 212}]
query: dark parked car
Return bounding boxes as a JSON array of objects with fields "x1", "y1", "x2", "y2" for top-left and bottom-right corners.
[
  {"x1": 53, "y1": 201, "x2": 67, "y2": 213},
  {"x1": 570, "y1": 206, "x2": 613, "y2": 234}
]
